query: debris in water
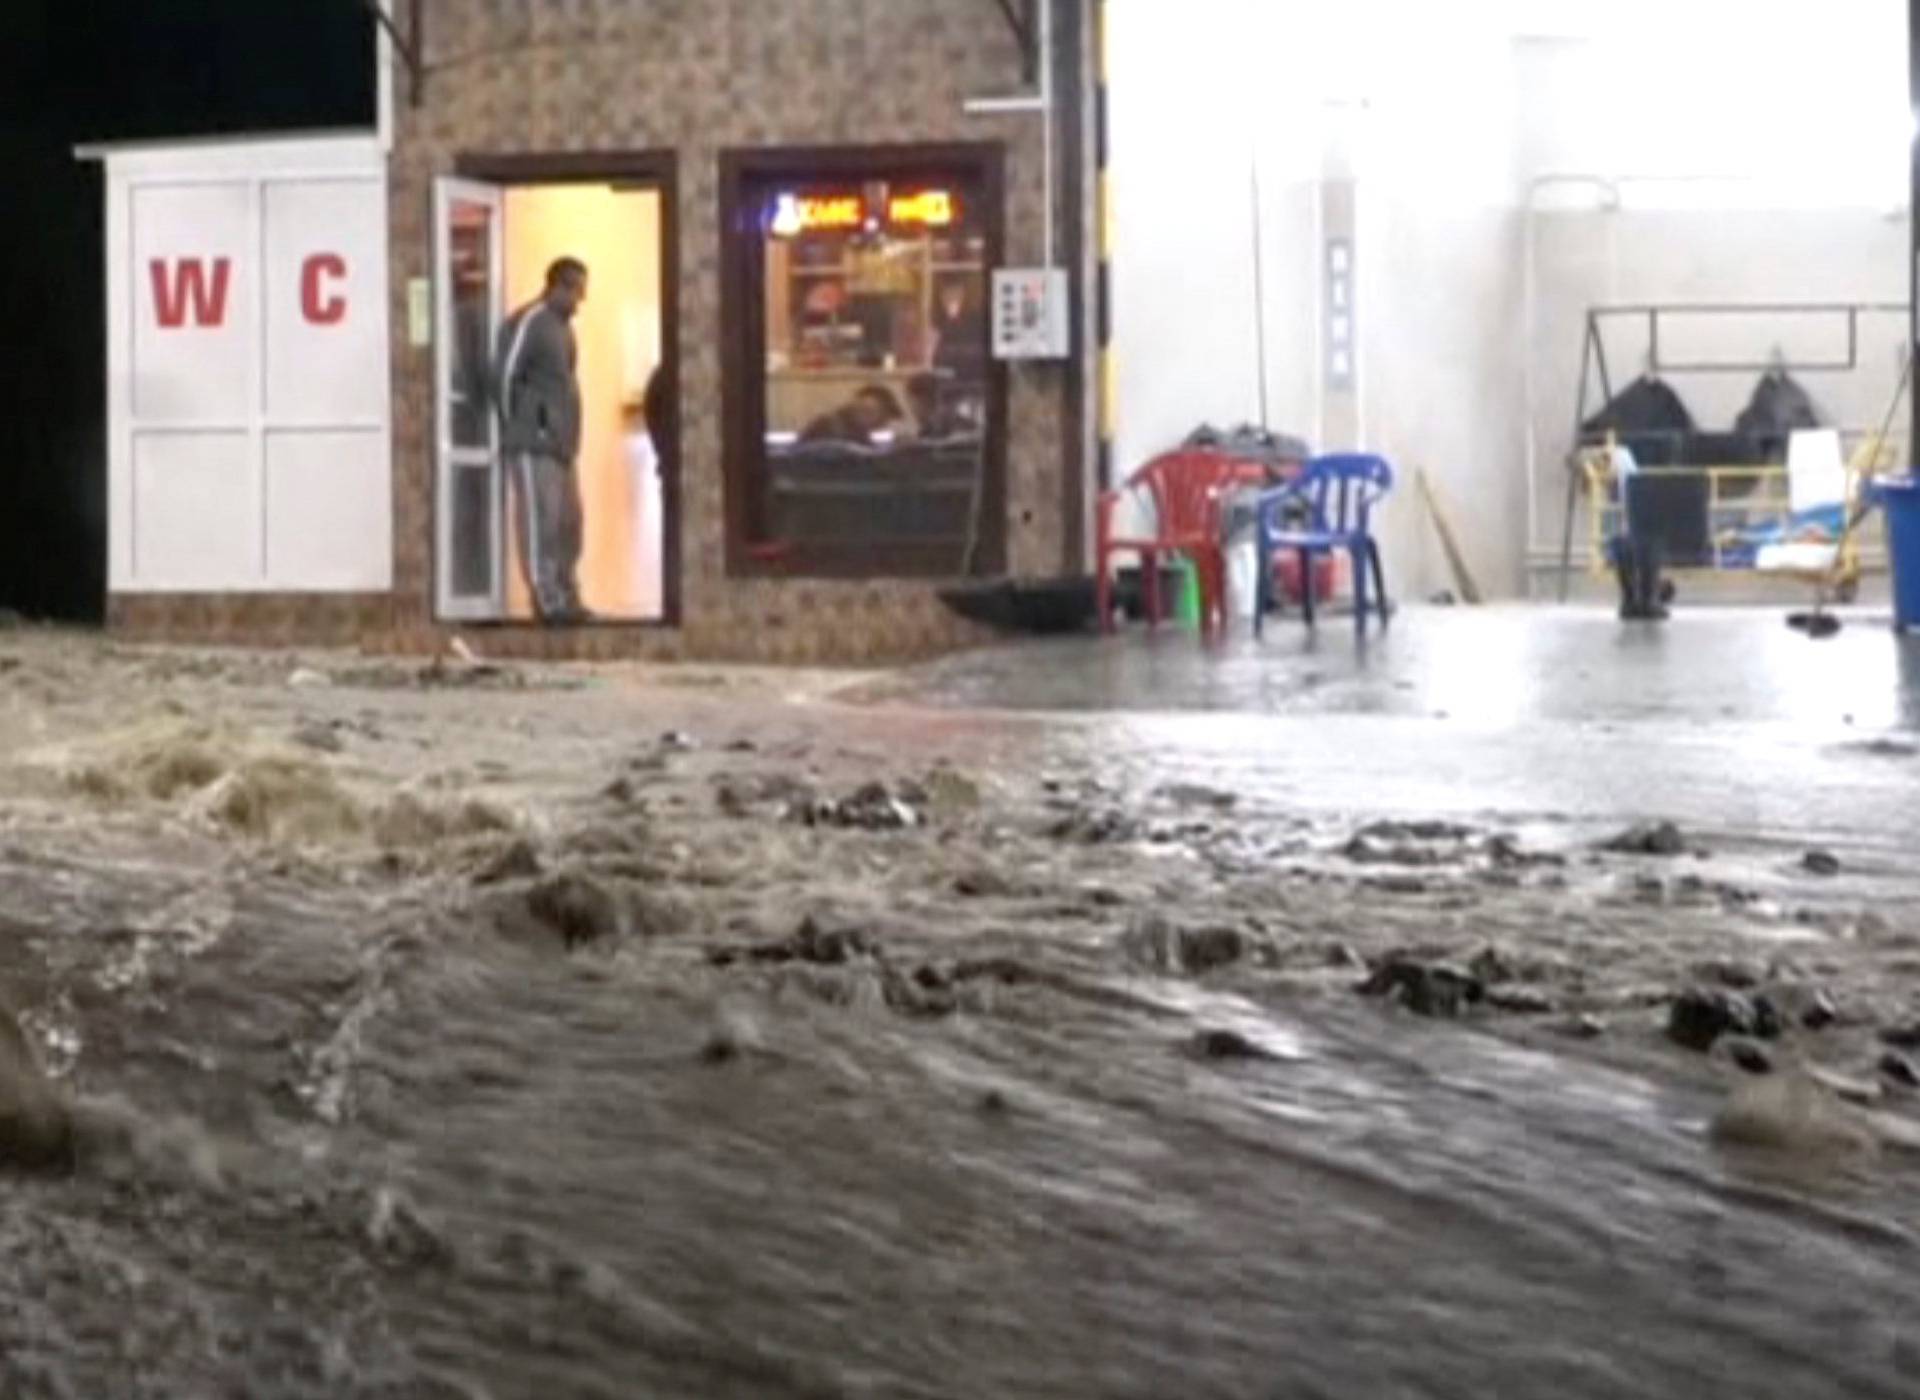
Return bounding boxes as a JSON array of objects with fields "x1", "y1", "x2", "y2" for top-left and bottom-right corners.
[
  {"x1": 288, "y1": 667, "x2": 332, "y2": 689},
  {"x1": 1602, "y1": 820, "x2": 1689, "y2": 857},
  {"x1": 1718, "y1": 1037, "x2": 1775, "y2": 1075},
  {"x1": 1555, "y1": 1014, "x2": 1607, "y2": 1040},
  {"x1": 1798, "y1": 989, "x2": 1840, "y2": 1031},
  {"x1": 291, "y1": 722, "x2": 345, "y2": 754},
  {"x1": 660, "y1": 730, "x2": 697, "y2": 752},
  {"x1": 1801, "y1": 849, "x2": 1842, "y2": 877},
  {"x1": 1691, "y1": 958, "x2": 1764, "y2": 990},
  {"x1": 0, "y1": 1003, "x2": 74, "y2": 1173},
  {"x1": 710, "y1": 915, "x2": 878, "y2": 968},
  {"x1": 1667, "y1": 987, "x2": 1768, "y2": 1052},
  {"x1": 1047, "y1": 806, "x2": 1141, "y2": 845},
  {"x1": 1878, "y1": 1050, "x2": 1919, "y2": 1089},
  {"x1": 796, "y1": 782, "x2": 923, "y2": 832},
  {"x1": 1122, "y1": 914, "x2": 1249, "y2": 976},
  {"x1": 1157, "y1": 783, "x2": 1238, "y2": 811},
  {"x1": 1711, "y1": 1068, "x2": 1878, "y2": 1155},
  {"x1": 1357, "y1": 958, "x2": 1485, "y2": 1018},
  {"x1": 1485, "y1": 987, "x2": 1555, "y2": 1015},
  {"x1": 1190, "y1": 1028, "x2": 1278, "y2": 1061},
  {"x1": 525, "y1": 872, "x2": 625, "y2": 950},
  {"x1": 474, "y1": 837, "x2": 545, "y2": 886}
]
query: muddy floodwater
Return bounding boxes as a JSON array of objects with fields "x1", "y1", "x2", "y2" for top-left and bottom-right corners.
[{"x1": 4, "y1": 630, "x2": 1920, "y2": 1398}]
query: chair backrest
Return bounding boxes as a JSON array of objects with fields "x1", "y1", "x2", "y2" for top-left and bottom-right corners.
[
  {"x1": 1124, "y1": 449, "x2": 1271, "y2": 537},
  {"x1": 1294, "y1": 453, "x2": 1394, "y2": 533}
]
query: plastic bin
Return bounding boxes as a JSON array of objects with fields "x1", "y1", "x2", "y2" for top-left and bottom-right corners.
[{"x1": 1878, "y1": 477, "x2": 1920, "y2": 633}]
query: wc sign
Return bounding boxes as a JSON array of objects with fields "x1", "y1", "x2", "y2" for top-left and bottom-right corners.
[
  {"x1": 129, "y1": 176, "x2": 387, "y2": 425},
  {"x1": 147, "y1": 253, "x2": 350, "y2": 329}
]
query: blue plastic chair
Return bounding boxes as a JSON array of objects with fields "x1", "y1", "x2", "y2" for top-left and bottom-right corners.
[{"x1": 1254, "y1": 453, "x2": 1394, "y2": 637}]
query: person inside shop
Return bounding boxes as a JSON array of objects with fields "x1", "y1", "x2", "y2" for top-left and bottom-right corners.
[
  {"x1": 930, "y1": 278, "x2": 987, "y2": 384},
  {"x1": 906, "y1": 371, "x2": 973, "y2": 440},
  {"x1": 799, "y1": 384, "x2": 907, "y2": 446},
  {"x1": 496, "y1": 256, "x2": 591, "y2": 624},
  {"x1": 1606, "y1": 445, "x2": 1674, "y2": 622}
]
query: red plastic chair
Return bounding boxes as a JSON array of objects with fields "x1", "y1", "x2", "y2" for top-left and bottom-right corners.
[{"x1": 1096, "y1": 450, "x2": 1271, "y2": 637}]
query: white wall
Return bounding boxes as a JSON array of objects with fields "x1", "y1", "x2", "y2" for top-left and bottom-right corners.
[{"x1": 1109, "y1": 0, "x2": 1911, "y2": 603}]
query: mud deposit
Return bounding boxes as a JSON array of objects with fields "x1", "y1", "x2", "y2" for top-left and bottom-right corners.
[{"x1": 3, "y1": 632, "x2": 1920, "y2": 1397}]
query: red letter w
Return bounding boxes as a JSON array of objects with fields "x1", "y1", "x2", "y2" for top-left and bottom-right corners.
[{"x1": 149, "y1": 258, "x2": 232, "y2": 329}]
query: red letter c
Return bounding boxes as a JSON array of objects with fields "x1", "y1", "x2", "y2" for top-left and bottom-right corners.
[{"x1": 301, "y1": 253, "x2": 348, "y2": 325}]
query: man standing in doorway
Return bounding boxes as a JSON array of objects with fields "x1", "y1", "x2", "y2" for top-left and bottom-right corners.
[{"x1": 496, "y1": 257, "x2": 589, "y2": 623}]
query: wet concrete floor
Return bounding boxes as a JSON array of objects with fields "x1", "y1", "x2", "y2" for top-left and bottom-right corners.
[{"x1": 860, "y1": 605, "x2": 1920, "y2": 731}]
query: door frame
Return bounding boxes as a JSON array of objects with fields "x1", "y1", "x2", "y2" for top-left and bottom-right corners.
[
  {"x1": 448, "y1": 150, "x2": 683, "y2": 627},
  {"x1": 432, "y1": 176, "x2": 507, "y2": 621}
]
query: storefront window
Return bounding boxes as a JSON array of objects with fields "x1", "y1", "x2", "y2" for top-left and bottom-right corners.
[{"x1": 725, "y1": 153, "x2": 1002, "y2": 577}]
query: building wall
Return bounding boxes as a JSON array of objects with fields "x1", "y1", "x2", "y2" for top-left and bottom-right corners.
[{"x1": 380, "y1": 0, "x2": 1091, "y2": 664}]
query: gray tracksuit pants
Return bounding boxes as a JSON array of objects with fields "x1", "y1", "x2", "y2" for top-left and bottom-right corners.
[{"x1": 510, "y1": 451, "x2": 583, "y2": 619}]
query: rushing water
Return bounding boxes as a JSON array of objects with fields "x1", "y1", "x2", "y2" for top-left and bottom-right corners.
[{"x1": 2, "y1": 639, "x2": 1919, "y2": 1398}]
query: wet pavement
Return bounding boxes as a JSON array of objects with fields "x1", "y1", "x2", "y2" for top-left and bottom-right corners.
[
  {"x1": 2, "y1": 618, "x2": 1920, "y2": 1398},
  {"x1": 855, "y1": 604, "x2": 1920, "y2": 730}
]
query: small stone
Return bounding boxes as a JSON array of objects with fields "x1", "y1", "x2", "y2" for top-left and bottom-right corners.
[
  {"x1": 1751, "y1": 994, "x2": 1785, "y2": 1040},
  {"x1": 1878, "y1": 1051, "x2": 1920, "y2": 1089},
  {"x1": 1602, "y1": 820, "x2": 1688, "y2": 857},
  {"x1": 602, "y1": 776, "x2": 636, "y2": 804},
  {"x1": 1158, "y1": 783, "x2": 1238, "y2": 811},
  {"x1": 953, "y1": 868, "x2": 1016, "y2": 898},
  {"x1": 1667, "y1": 987, "x2": 1758, "y2": 1052},
  {"x1": 1878, "y1": 1022, "x2": 1920, "y2": 1049},
  {"x1": 1801, "y1": 849, "x2": 1842, "y2": 877},
  {"x1": 1720, "y1": 1037, "x2": 1774, "y2": 1075},
  {"x1": 660, "y1": 731, "x2": 696, "y2": 751},
  {"x1": 1555, "y1": 1014, "x2": 1607, "y2": 1040},
  {"x1": 288, "y1": 667, "x2": 332, "y2": 690},
  {"x1": 724, "y1": 739, "x2": 757, "y2": 753},
  {"x1": 977, "y1": 1089, "x2": 1011, "y2": 1115},
  {"x1": 1468, "y1": 947, "x2": 1518, "y2": 984}
]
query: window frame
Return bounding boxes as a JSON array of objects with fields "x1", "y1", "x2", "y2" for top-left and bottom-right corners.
[{"x1": 719, "y1": 143, "x2": 1009, "y2": 580}]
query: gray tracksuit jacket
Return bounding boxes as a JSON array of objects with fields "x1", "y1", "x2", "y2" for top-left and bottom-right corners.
[{"x1": 495, "y1": 298, "x2": 582, "y2": 462}]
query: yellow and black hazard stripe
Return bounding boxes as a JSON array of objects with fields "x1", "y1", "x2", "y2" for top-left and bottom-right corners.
[{"x1": 1094, "y1": 0, "x2": 1114, "y2": 491}]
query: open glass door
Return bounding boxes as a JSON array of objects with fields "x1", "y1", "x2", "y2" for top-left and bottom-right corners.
[{"x1": 434, "y1": 178, "x2": 505, "y2": 620}]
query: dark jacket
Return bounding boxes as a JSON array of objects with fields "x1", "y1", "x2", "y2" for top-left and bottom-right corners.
[{"x1": 495, "y1": 298, "x2": 582, "y2": 461}]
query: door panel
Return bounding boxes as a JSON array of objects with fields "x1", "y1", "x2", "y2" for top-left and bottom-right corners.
[{"x1": 434, "y1": 177, "x2": 505, "y2": 620}]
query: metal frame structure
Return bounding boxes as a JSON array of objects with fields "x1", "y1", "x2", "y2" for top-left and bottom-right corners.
[{"x1": 1556, "y1": 301, "x2": 1905, "y2": 600}]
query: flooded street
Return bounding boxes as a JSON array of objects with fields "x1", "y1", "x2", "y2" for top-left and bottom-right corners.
[{"x1": 4, "y1": 624, "x2": 1920, "y2": 1398}]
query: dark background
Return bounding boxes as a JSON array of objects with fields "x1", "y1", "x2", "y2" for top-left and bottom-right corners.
[{"x1": 0, "y1": 2, "x2": 374, "y2": 622}]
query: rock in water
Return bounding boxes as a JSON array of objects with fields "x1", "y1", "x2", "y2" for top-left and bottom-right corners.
[
  {"x1": 1191, "y1": 1029, "x2": 1275, "y2": 1061},
  {"x1": 0, "y1": 1005, "x2": 74, "y2": 1172},
  {"x1": 1602, "y1": 820, "x2": 1688, "y2": 856},
  {"x1": 1357, "y1": 959, "x2": 1485, "y2": 1018},
  {"x1": 1667, "y1": 988, "x2": 1759, "y2": 1052},
  {"x1": 1801, "y1": 849, "x2": 1842, "y2": 877}
]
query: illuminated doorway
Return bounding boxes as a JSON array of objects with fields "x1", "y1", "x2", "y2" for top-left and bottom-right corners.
[{"x1": 434, "y1": 161, "x2": 676, "y2": 625}]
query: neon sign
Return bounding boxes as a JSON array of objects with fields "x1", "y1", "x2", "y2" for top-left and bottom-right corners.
[
  {"x1": 888, "y1": 190, "x2": 956, "y2": 227},
  {"x1": 769, "y1": 188, "x2": 960, "y2": 237},
  {"x1": 771, "y1": 192, "x2": 865, "y2": 236}
]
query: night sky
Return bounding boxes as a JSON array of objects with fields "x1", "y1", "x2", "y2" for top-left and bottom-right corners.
[{"x1": 0, "y1": 2, "x2": 374, "y2": 621}]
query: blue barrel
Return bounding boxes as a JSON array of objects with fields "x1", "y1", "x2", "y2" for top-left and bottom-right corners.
[{"x1": 1879, "y1": 477, "x2": 1920, "y2": 633}]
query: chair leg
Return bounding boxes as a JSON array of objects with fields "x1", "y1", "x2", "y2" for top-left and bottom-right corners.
[
  {"x1": 1142, "y1": 550, "x2": 1160, "y2": 629},
  {"x1": 1352, "y1": 544, "x2": 1370, "y2": 638},
  {"x1": 1370, "y1": 540, "x2": 1390, "y2": 629},
  {"x1": 1096, "y1": 548, "x2": 1114, "y2": 634},
  {"x1": 1254, "y1": 532, "x2": 1270, "y2": 639},
  {"x1": 1299, "y1": 548, "x2": 1317, "y2": 629}
]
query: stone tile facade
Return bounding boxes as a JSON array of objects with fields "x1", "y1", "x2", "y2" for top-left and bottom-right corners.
[
  {"x1": 389, "y1": 0, "x2": 1087, "y2": 663},
  {"x1": 111, "y1": 0, "x2": 1090, "y2": 665}
]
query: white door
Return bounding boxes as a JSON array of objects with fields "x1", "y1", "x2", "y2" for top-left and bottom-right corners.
[{"x1": 434, "y1": 177, "x2": 506, "y2": 620}]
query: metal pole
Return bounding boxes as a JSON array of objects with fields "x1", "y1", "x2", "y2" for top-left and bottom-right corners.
[
  {"x1": 1910, "y1": 0, "x2": 1919, "y2": 466},
  {"x1": 1250, "y1": 151, "x2": 1270, "y2": 431}
]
